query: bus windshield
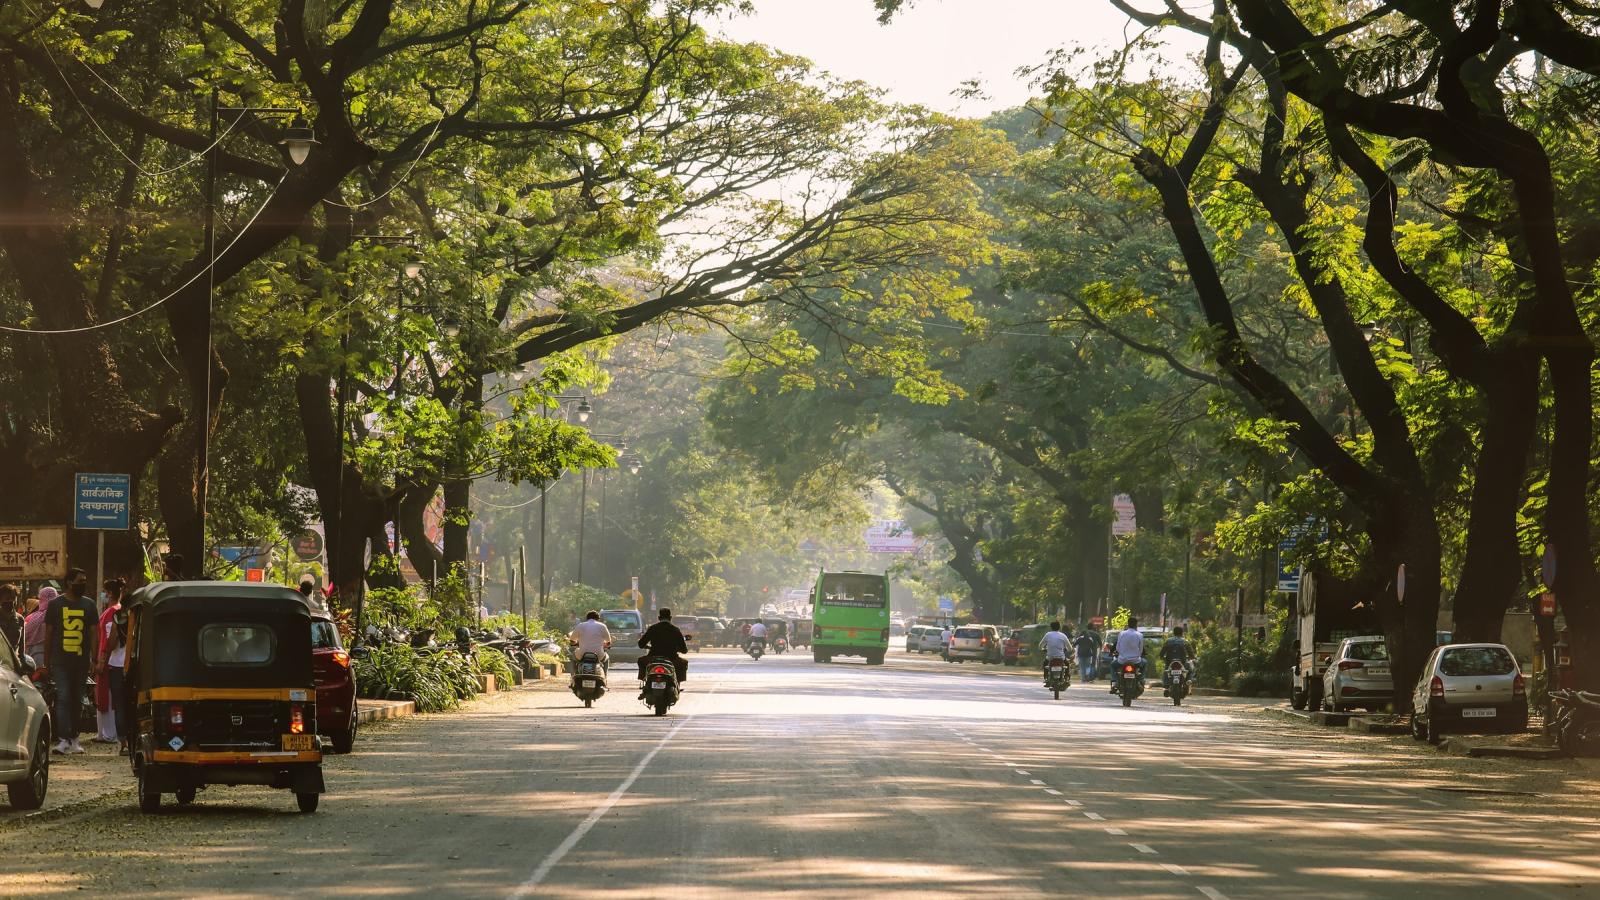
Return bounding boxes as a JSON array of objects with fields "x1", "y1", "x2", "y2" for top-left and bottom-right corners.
[{"x1": 818, "y1": 574, "x2": 885, "y2": 608}]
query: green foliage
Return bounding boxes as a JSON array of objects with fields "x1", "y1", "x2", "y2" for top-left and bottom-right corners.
[
  {"x1": 353, "y1": 645, "x2": 463, "y2": 713},
  {"x1": 473, "y1": 647, "x2": 519, "y2": 689}
]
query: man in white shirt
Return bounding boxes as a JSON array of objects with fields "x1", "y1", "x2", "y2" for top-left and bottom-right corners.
[
  {"x1": 569, "y1": 610, "x2": 612, "y2": 670},
  {"x1": 940, "y1": 625, "x2": 953, "y2": 660},
  {"x1": 1039, "y1": 620, "x2": 1070, "y2": 684},
  {"x1": 747, "y1": 620, "x2": 768, "y2": 653},
  {"x1": 1113, "y1": 617, "x2": 1147, "y2": 693}
]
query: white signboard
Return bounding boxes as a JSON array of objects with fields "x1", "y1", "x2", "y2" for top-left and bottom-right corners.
[
  {"x1": 1112, "y1": 494, "x2": 1138, "y2": 536},
  {"x1": 865, "y1": 519, "x2": 919, "y2": 554}
]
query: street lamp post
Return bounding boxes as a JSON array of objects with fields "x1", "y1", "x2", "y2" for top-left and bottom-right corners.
[{"x1": 199, "y1": 97, "x2": 315, "y2": 569}]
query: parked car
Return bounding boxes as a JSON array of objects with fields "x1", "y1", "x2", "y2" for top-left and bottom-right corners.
[
  {"x1": 1410, "y1": 642, "x2": 1527, "y2": 743},
  {"x1": 905, "y1": 625, "x2": 930, "y2": 653},
  {"x1": 1011, "y1": 624, "x2": 1049, "y2": 668},
  {"x1": 946, "y1": 625, "x2": 1002, "y2": 663},
  {"x1": 1320, "y1": 635, "x2": 1392, "y2": 713},
  {"x1": 309, "y1": 600, "x2": 358, "y2": 754},
  {"x1": 907, "y1": 625, "x2": 946, "y2": 654},
  {"x1": 598, "y1": 609, "x2": 646, "y2": 663},
  {"x1": 1002, "y1": 632, "x2": 1022, "y2": 665},
  {"x1": 0, "y1": 632, "x2": 50, "y2": 809},
  {"x1": 676, "y1": 616, "x2": 706, "y2": 652}
]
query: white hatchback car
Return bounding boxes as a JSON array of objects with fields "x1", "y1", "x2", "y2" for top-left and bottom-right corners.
[
  {"x1": 0, "y1": 632, "x2": 51, "y2": 809},
  {"x1": 1410, "y1": 642, "x2": 1528, "y2": 743}
]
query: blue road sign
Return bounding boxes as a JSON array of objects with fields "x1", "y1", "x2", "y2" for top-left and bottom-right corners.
[
  {"x1": 74, "y1": 473, "x2": 130, "y2": 531},
  {"x1": 937, "y1": 596, "x2": 954, "y2": 612},
  {"x1": 1276, "y1": 538, "x2": 1301, "y2": 592}
]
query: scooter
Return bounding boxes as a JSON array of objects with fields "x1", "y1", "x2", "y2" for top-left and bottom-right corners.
[
  {"x1": 745, "y1": 638, "x2": 766, "y2": 660},
  {"x1": 1044, "y1": 658, "x2": 1071, "y2": 700},
  {"x1": 1548, "y1": 689, "x2": 1600, "y2": 756},
  {"x1": 1112, "y1": 660, "x2": 1145, "y2": 707},
  {"x1": 773, "y1": 636, "x2": 789, "y2": 655},
  {"x1": 640, "y1": 656, "x2": 681, "y2": 716},
  {"x1": 570, "y1": 650, "x2": 608, "y2": 708},
  {"x1": 1164, "y1": 660, "x2": 1191, "y2": 706}
]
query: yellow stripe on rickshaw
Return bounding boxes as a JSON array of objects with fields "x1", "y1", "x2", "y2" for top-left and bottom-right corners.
[{"x1": 138, "y1": 687, "x2": 306, "y2": 703}]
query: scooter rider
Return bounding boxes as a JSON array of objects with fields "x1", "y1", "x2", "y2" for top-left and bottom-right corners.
[
  {"x1": 1112, "y1": 617, "x2": 1147, "y2": 693},
  {"x1": 569, "y1": 610, "x2": 613, "y2": 671},
  {"x1": 746, "y1": 620, "x2": 768, "y2": 655},
  {"x1": 1160, "y1": 625, "x2": 1195, "y2": 687},
  {"x1": 638, "y1": 608, "x2": 689, "y2": 686},
  {"x1": 1039, "y1": 621, "x2": 1070, "y2": 684}
]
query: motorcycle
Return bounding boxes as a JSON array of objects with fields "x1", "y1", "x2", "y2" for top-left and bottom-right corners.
[
  {"x1": 1164, "y1": 660, "x2": 1191, "y2": 706},
  {"x1": 640, "y1": 656, "x2": 681, "y2": 716},
  {"x1": 1112, "y1": 660, "x2": 1145, "y2": 707},
  {"x1": 745, "y1": 637, "x2": 766, "y2": 660},
  {"x1": 1548, "y1": 689, "x2": 1600, "y2": 757},
  {"x1": 1044, "y1": 658, "x2": 1071, "y2": 700},
  {"x1": 773, "y1": 636, "x2": 789, "y2": 655},
  {"x1": 570, "y1": 650, "x2": 608, "y2": 708}
]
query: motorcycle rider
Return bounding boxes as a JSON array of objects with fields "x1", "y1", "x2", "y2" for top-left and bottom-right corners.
[
  {"x1": 1160, "y1": 625, "x2": 1196, "y2": 690},
  {"x1": 638, "y1": 607, "x2": 689, "y2": 686},
  {"x1": 569, "y1": 610, "x2": 613, "y2": 672},
  {"x1": 1039, "y1": 620, "x2": 1071, "y2": 685},
  {"x1": 746, "y1": 619, "x2": 768, "y2": 655},
  {"x1": 1112, "y1": 617, "x2": 1147, "y2": 694}
]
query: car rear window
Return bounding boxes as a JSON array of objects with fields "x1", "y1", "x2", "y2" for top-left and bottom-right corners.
[
  {"x1": 1440, "y1": 647, "x2": 1515, "y2": 677},
  {"x1": 602, "y1": 612, "x2": 641, "y2": 632},
  {"x1": 955, "y1": 627, "x2": 982, "y2": 638},
  {"x1": 311, "y1": 621, "x2": 340, "y2": 649},
  {"x1": 1346, "y1": 641, "x2": 1388, "y2": 661},
  {"x1": 199, "y1": 624, "x2": 276, "y2": 666}
]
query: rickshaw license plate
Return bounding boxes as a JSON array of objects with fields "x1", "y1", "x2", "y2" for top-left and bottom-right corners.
[{"x1": 281, "y1": 734, "x2": 314, "y2": 751}]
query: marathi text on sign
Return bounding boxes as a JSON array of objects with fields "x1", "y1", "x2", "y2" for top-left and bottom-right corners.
[{"x1": 0, "y1": 526, "x2": 69, "y2": 579}]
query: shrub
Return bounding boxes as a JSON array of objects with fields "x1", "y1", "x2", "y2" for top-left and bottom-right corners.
[
  {"x1": 355, "y1": 644, "x2": 460, "y2": 712},
  {"x1": 473, "y1": 646, "x2": 518, "y2": 689}
]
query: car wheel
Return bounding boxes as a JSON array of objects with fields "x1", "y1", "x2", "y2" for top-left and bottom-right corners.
[
  {"x1": 332, "y1": 710, "x2": 357, "y2": 755},
  {"x1": 296, "y1": 792, "x2": 320, "y2": 813},
  {"x1": 1425, "y1": 714, "x2": 1444, "y2": 744},
  {"x1": 6, "y1": 729, "x2": 49, "y2": 810},
  {"x1": 1410, "y1": 714, "x2": 1428, "y2": 741}
]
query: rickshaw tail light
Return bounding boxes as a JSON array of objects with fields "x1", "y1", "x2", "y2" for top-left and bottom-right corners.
[
  {"x1": 168, "y1": 703, "x2": 184, "y2": 731},
  {"x1": 332, "y1": 650, "x2": 351, "y2": 668},
  {"x1": 290, "y1": 704, "x2": 305, "y2": 734}
]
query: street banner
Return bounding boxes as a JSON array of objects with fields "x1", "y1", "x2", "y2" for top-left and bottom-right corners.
[
  {"x1": 864, "y1": 519, "x2": 920, "y2": 553},
  {"x1": 1111, "y1": 494, "x2": 1137, "y2": 536},
  {"x1": 0, "y1": 525, "x2": 68, "y2": 580}
]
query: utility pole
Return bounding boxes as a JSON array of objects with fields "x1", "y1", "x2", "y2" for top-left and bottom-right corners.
[
  {"x1": 519, "y1": 544, "x2": 528, "y2": 635},
  {"x1": 576, "y1": 469, "x2": 588, "y2": 586}
]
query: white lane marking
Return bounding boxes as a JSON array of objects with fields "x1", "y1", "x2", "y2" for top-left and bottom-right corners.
[
  {"x1": 1084, "y1": 812, "x2": 1105, "y2": 821},
  {"x1": 1063, "y1": 799, "x2": 1081, "y2": 806},
  {"x1": 1162, "y1": 863, "x2": 1190, "y2": 876},
  {"x1": 1044, "y1": 789, "x2": 1063, "y2": 796},
  {"x1": 1030, "y1": 779, "x2": 1046, "y2": 785},
  {"x1": 977, "y1": 746, "x2": 992, "y2": 752},
  {"x1": 1420, "y1": 798, "x2": 1445, "y2": 807},
  {"x1": 1198, "y1": 888, "x2": 1229, "y2": 900},
  {"x1": 1131, "y1": 843, "x2": 1157, "y2": 854},
  {"x1": 512, "y1": 668, "x2": 727, "y2": 896},
  {"x1": 1105, "y1": 827, "x2": 1127, "y2": 836},
  {"x1": 1014, "y1": 769, "x2": 1030, "y2": 775}
]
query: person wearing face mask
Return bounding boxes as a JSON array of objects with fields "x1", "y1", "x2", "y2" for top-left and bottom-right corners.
[{"x1": 23, "y1": 585, "x2": 57, "y2": 662}]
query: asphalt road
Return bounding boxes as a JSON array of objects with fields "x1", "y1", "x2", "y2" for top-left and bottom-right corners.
[{"x1": 4, "y1": 647, "x2": 1599, "y2": 898}]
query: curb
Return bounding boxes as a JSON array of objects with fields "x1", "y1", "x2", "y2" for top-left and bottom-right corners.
[
  {"x1": 355, "y1": 699, "x2": 416, "y2": 725},
  {"x1": 1348, "y1": 716, "x2": 1409, "y2": 735},
  {"x1": 1440, "y1": 737, "x2": 1565, "y2": 759}
]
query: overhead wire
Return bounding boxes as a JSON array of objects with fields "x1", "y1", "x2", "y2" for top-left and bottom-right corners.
[{"x1": 0, "y1": 170, "x2": 290, "y2": 334}]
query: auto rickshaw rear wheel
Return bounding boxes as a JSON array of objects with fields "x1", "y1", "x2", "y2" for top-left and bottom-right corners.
[
  {"x1": 137, "y1": 764, "x2": 160, "y2": 812},
  {"x1": 296, "y1": 792, "x2": 319, "y2": 813},
  {"x1": 176, "y1": 787, "x2": 196, "y2": 805}
]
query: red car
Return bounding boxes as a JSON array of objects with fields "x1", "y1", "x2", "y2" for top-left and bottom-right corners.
[{"x1": 310, "y1": 605, "x2": 357, "y2": 754}]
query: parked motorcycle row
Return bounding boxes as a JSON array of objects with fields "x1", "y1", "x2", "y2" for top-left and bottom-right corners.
[
  {"x1": 1547, "y1": 689, "x2": 1600, "y2": 757},
  {"x1": 362, "y1": 622, "x2": 555, "y2": 674}
]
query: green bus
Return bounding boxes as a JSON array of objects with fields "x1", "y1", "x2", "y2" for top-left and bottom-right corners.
[{"x1": 811, "y1": 570, "x2": 890, "y2": 665}]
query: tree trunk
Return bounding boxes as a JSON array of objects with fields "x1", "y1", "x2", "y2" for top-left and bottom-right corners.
[
  {"x1": 398, "y1": 482, "x2": 444, "y2": 587},
  {"x1": 442, "y1": 478, "x2": 471, "y2": 578}
]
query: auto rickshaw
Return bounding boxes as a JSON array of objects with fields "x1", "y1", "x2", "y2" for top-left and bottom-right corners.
[{"x1": 123, "y1": 582, "x2": 325, "y2": 813}]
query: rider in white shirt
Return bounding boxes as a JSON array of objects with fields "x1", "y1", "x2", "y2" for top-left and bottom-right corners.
[
  {"x1": 1113, "y1": 617, "x2": 1147, "y2": 691},
  {"x1": 1039, "y1": 621, "x2": 1071, "y2": 684},
  {"x1": 569, "y1": 611, "x2": 613, "y2": 668},
  {"x1": 747, "y1": 620, "x2": 768, "y2": 652}
]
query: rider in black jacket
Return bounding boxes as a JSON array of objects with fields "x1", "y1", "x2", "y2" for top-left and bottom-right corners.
[
  {"x1": 638, "y1": 608, "x2": 689, "y2": 684},
  {"x1": 1160, "y1": 626, "x2": 1195, "y2": 685}
]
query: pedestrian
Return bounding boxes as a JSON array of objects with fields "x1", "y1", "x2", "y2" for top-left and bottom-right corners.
[
  {"x1": 92, "y1": 578, "x2": 126, "y2": 745},
  {"x1": 42, "y1": 569, "x2": 98, "y2": 754},
  {"x1": 1074, "y1": 628, "x2": 1099, "y2": 681},
  {"x1": 23, "y1": 585, "x2": 57, "y2": 661},
  {"x1": 0, "y1": 584, "x2": 22, "y2": 653}
]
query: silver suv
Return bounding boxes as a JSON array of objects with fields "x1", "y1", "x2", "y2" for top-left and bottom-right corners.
[
  {"x1": 0, "y1": 633, "x2": 51, "y2": 809},
  {"x1": 598, "y1": 609, "x2": 646, "y2": 663}
]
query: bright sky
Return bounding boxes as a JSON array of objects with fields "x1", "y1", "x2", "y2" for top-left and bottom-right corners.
[{"x1": 717, "y1": 0, "x2": 1163, "y2": 117}]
